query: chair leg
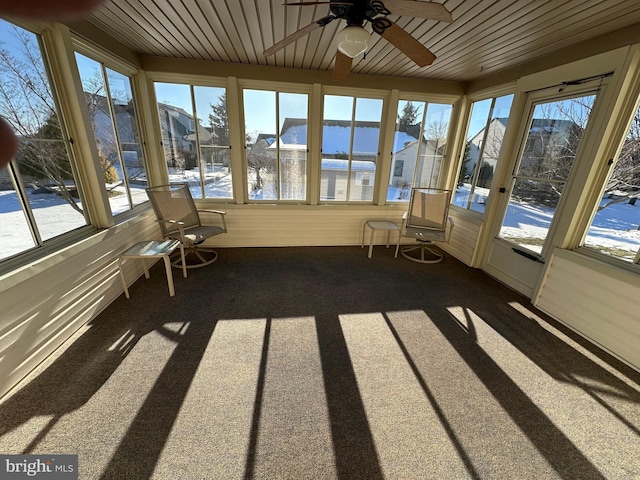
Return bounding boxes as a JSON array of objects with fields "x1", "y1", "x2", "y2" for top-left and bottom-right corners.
[
  {"x1": 400, "y1": 242, "x2": 444, "y2": 264},
  {"x1": 170, "y1": 245, "x2": 218, "y2": 270},
  {"x1": 179, "y1": 244, "x2": 187, "y2": 278}
]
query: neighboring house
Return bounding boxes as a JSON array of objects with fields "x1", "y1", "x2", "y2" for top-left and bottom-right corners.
[
  {"x1": 157, "y1": 102, "x2": 198, "y2": 169},
  {"x1": 462, "y1": 117, "x2": 580, "y2": 188},
  {"x1": 87, "y1": 92, "x2": 142, "y2": 168},
  {"x1": 274, "y1": 118, "x2": 444, "y2": 199},
  {"x1": 389, "y1": 137, "x2": 446, "y2": 193}
]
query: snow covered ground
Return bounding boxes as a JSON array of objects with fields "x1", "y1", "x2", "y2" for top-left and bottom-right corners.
[{"x1": 1, "y1": 179, "x2": 638, "y2": 262}]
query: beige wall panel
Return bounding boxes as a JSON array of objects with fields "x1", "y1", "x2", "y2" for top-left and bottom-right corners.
[
  {"x1": 0, "y1": 214, "x2": 158, "y2": 399},
  {"x1": 440, "y1": 209, "x2": 483, "y2": 266},
  {"x1": 203, "y1": 205, "x2": 407, "y2": 248},
  {"x1": 535, "y1": 249, "x2": 640, "y2": 371}
]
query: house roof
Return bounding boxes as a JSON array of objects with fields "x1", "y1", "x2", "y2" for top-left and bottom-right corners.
[{"x1": 277, "y1": 118, "x2": 419, "y2": 155}]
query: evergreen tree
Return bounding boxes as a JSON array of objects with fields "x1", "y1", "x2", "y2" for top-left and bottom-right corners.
[{"x1": 398, "y1": 101, "x2": 421, "y2": 132}]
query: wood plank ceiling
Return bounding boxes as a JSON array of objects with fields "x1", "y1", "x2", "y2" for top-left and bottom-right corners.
[{"x1": 84, "y1": 0, "x2": 640, "y2": 82}]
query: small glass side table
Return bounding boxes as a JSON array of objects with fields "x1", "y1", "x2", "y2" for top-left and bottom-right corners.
[
  {"x1": 118, "y1": 239, "x2": 182, "y2": 298},
  {"x1": 361, "y1": 220, "x2": 401, "y2": 259}
]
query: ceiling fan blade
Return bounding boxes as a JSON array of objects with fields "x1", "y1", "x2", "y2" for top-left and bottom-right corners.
[
  {"x1": 379, "y1": 21, "x2": 436, "y2": 67},
  {"x1": 383, "y1": 0, "x2": 453, "y2": 23},
  {"x1": 264, "y1": 15, "x2": 334, "y2": 56},
  {"x1": 333, "y1": 50, "x2": 352, "y2": 80}
]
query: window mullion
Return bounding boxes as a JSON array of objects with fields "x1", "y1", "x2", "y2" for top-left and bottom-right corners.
[
  {"x1": 190, "y1": 85, "x2": 206, "y2": 199},
  {"x1": 275, "y1": 91, "x2": 281, "y2": 200},
  {"x1": 346, "y1": 99, "x2": 357, "y2": 201},
  {"x1": 9, "y1": 162, "x2": 43, "y2": 247},
  {"x1": 101, "y1": 64, "x2": 133, "y2": 210}
]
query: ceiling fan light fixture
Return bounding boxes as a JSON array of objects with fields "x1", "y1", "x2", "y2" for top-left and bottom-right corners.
[{"x1": 336, "y1": 25, "x2": 370, "y2": 58}]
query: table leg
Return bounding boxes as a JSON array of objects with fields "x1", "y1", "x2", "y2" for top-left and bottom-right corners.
[
  {"x1": 118, "y1": 257, "x2": 130, "y2": 299},
  {"x1": 163, "y1": 254, "x2": 176, "y2": 297},
  {"x1": 368, "y1": 227, "x2": 375, "y2": 258},
  {"x1": 141, "y1": 259, "x2": 150, "y2": 279}
]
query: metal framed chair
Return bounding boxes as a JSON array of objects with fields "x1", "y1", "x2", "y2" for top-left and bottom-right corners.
[
  {"x1": 400, "y1": 187, "x2": 454, "y2": 264},
  {"x1": 146, "y1": 184, "x2": 227, "y2": 276}
]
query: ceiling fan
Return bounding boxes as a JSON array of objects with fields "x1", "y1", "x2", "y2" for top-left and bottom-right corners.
[{"x1": 263, "y1": 0, "x2": 453, "y2": 80}]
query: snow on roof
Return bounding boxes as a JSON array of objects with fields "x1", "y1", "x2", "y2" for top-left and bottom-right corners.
[
  {"x1": 277, "y1": 119, "x2": 419, "y2": 154},
  {"x1": 321, "y1": 159, "x2": 375, "y2": 171}
]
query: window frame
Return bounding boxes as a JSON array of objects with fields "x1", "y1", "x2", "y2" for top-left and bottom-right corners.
[
  {"x1": 0, "y1": 20, "x2": 96, "y2": 268},
  {"x1": 319, "y1": 87, "x2": 388, "y2": 204},
  {"x1": 152, "y1": 80, "x2": 234, "y2": 200},
  {"x1": 450, "y1": 86, "x2": 516, "y2": 217},
  {"x1": 240, "y1": 82, "x2": 312, "y2": 203},
  {"x1": 386, "y1": 96, "x2": 456, "y2": 203},
  {"x1": 578, "y1": 92, "x2": 640, "y2": 269},
  {"x1": 73, "y1": 41, "x2": 151, "y2": 216}
]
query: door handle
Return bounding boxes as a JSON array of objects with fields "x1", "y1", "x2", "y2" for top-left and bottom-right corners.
[{"x1": 512, "y1": 247, "x2": 544, "y2": 263}]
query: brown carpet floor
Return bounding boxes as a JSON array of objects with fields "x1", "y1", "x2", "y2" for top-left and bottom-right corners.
[{"x1": 0, "y1": 246, "x2": 639, "y2": 479}]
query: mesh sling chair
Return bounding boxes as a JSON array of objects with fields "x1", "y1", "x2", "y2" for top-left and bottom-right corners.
[
  {"x1": 146, "y1": 184, "x2": 227, "y2": 276},
  {"x1": 400, "y1": 187, "x2": 454, "y2": 263}
]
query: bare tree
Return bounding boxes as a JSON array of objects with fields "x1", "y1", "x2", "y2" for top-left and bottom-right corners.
[
  {"x1": 0, "y1": 26, "x2": 84, "y2": 212},
  {"x1": 598, "y1": 110, "x2": 640, "y2": 210},
  {"x1": 245, "y1": 136, "x2": 275, "y2": 193}
]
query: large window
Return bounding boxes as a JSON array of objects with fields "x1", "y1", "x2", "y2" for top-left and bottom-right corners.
[
  {"x1": 75, "y1": 52, "x2": 148, "y2": 214},
  {"x1": 499, "y1": 93, "x2": 597, "y2": 254},
  {"x1": 582, "y1": 103, "x2": 640, "y2": 264},
  {"x1": 321, "y1": 95, "x2": 383, "y2": 202},
  {"x1": 387, "y1": 100, "x2": 454, "y2": 202},
  {"x1": 155, "y1": 82, "x2": 232, "y2": 199},
  {"x1": 453, "y1": 94, "x2": 513, "y2": 212},
  {"x1": 243, "y1": 89, "x2": 308, "y2": 201},
  {"x1": 0, "y1": 21, "x2": 88, "y2": 262}
]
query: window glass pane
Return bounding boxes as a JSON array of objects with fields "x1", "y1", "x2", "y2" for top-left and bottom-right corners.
[
  {"x1": 106, "y1": 68, "x2": 148, "y2": 207},
  {"x1": 321, "y1": 95, "x2": 353, "y2": 201},
  {"x1": 417, "y1": 103, "x2": 452, "y2": 189},
  {"x1": 583, "y1": 105, "x2": 640, "y2": 262},
  {"x1": 194, "y1": 85, "x2": 232, "y2": 199},
  {"x1": 454, "y1": 98, "x2": 492, "y2": 208},
  {"x1": 0, "y1": 174, "x2": 37, "y2": 260},
  {"x1": 155, "y1": 82, "x2": 201, "y2": 198},
  {"x1": 278, "y1": 92, "x2": 308, "y2": 200},
  {"x1": 244, "y1": 89, "x2": 277, "y2": 200},
  {"x1": 388, "y1": 100, "x2": 425, "y2": 201},
  {"x1": 0, "y1": 20, "x2": 87, "y2": 261},
  {"x1": 243, "y1": 89, "x2": 308, "y2": 201},
  {"x1": 454, "y1": 94, "x2": 513, "y2": 212},
  {"x1": 351, "y1": 98, "x2": 382, "y2": 202},
  {"x1": 388, "y1": 101, "x2": 452, "y2": 202},
  {"x1": 321, "y1": 95, "x2": 382, "y2": 202},
  {"x1": 76, "y1": 53, "x2": 144, "y2": 214},
  {"x1": 499, "y1": 94, "x2": 596, "y2": 254}
]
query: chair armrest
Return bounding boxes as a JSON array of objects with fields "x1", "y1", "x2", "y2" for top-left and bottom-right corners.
[
  {"x1": 197, "y1": 209, "x2": 227, "y2": 233},
  {"x1": 197, "y1": 209, "x2": 226, "y2": 216},
  {"x1": 156, "y1": 219, "x2": 188, "y2": 242}
]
